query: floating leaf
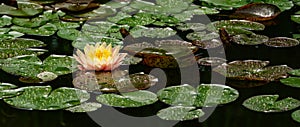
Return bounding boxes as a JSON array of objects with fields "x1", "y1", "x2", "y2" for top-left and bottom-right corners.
[
  {"x1": 0, "y1": 31, "x2": 24, "y2": 39},
  {"x1": 11, "y1": 23, "x2": 57, "y2": 36},
  {"x1": 0, "y1": 83, "x2": 23, "y2": 99},
  {"x1": 214, "y1": 60, "x2": 292, "y2": 82},
  {"x1": 186, "y1": 32, "x2": 219, "y2": 41},
  {"x1": 194, "y1": 84, "x2": 239, "y2": 107},
  {"x1": 198, "y1": 57, "x2": 227, "y2": 66},
  {"x1": 117, "y1": 13, "x2": 156, "y2": 27},
  {"x1": 96, "y1": 90, "x2": 158, "y2": 108},
  {"x1": 264, "y1": 37, "x2": 300, "y2": 47},
  {"x1": 157, "y1": 84, "x2": 197, "y2": 106},
  {"x1": 191, "y1": 39, "x2": 223, "y2": 49},
  {"x1": 12, "y1": 16, "x2": 48, "y2": 28},
  {"x1": 52, "y1": 21, "x2": 81, "y2": 30},
  {"x1": 292, "y1": 110, "x2": 300, "y2": 123},
  {"x1": 54, "y1": 0, "x2": 100, "y2": 12},
  {"x1": 176, "y1": 23, "x2": 206, "y2": 31},
  {"x1": 291, "y1": 15, "x2": 300, "y2": 24},
  {"x1": 0, "y1": 2, "x2": 43, "y2": 17},
  {"x1": 0, "y1": 38, "x2": 46, "y2": 59},
  {"x1": 157, "y1": 106, "x2": 205, "y2": 121},
  {"x1": 107, "y1": 12, "x2": 131, "y2": 23},
  {"x1": 0, "y1": 15, "x2": 12, "y2": 27},
  {"x1": 242, "y1": 95, "x2": 300, "y2": 112},
  {"x1": 65, "y1": 102, "x2": 102, "y2": 113},
  {"x1": 232, "y1": 34, "x2": 269, "y2": 45},
  {"x1": 75, "y1": 5, "x2": 116, "y2": 19},
  {"x1": 4, "y1": 86, "x2": 90, "y2": 110},
  {"x1": 122, "y1": 55, "x2": 143, "y2": 65},
  {"x1": 280, "y1": 77, "x2": 300, "y2": 88},
  {"x1": 288, "y1": 69, "x2": 300, "y2": 76},
  {"x1": 57, "y1": 29, "x2": 80, "y2": 41}
]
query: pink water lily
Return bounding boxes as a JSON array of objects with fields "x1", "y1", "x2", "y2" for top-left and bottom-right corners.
[{"x1": 74, "y1": 43, "x2": 127, "y2": 71}]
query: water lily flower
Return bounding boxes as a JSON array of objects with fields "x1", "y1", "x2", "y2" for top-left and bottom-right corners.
[{"x1": 74, "y1": 43, "x2": 127, "y2": 71}]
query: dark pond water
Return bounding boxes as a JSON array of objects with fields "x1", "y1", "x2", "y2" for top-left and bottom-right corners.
[{"x1": 1, "y1": 1, "x2": 300, "y2": 127}]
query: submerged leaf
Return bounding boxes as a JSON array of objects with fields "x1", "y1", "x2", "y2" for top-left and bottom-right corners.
[
  {"x1": 96, "y1": 90, "x2": 158, "y2": 108},
  {"x1": 157, "y1": 106, "x2": 205, "y2": 121},
  {"x1": 4, "y1": 86, "x2": 90, "y2": 110},
  {"x1": 243, "y1": 95, "x2": 300, "y2": 112}
]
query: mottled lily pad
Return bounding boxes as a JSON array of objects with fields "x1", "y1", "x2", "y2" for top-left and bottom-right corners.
[
  {"x1": 0, "y1": 83, "x2": 24, "y2": 99},
  {"x1": 11, "y1": 23, "x2": 58, "y2": 36},
  {"x1": 191, "y1": 39, "x2": 222, "y2": 49},
  {"x1": 131, "y1": 27, "x2": 176, "y2": 38},
  {"x1": 54, "y1": 0, "x2": 100, "y2": 12},
  {"x1": 73, "y1": 71, "x2": 158, "y2": 93},
  {"x1": 186, "y1": 32, "x2": 219, "y2": 41},
  {"x1": 0, "y1": 15, "x2": 12, "y2": 27},
  {"x1": 264, "y1": 37, "x2": 300, "y2": 47},
  {"x1": 0, "y1": 38, "x2": 47, "y2": 59},
  {"x1": 280, "y1": 77, "x2": 300, "y2": 88},
  {"x1": 157, "y1": 106, "x2": 205, "y2": 121},
  {"x1": 57, "y1": 29, "x2": 80, "y2": 41},
  {"x1": 242, "y1": 95, "x2": 300, "y2": 112},
  {"x1": 122, "y1": 55, "x2": 143, "y2": 65},
  {"x1": 65, "y1": 102, "x2": 102, "y2": 113},
  {"x1": 232, "y1": 34, "x2": 269, "y2": 45},
  {"x1": 198, "y1": 57, "x2": 227, "y2": 66},
  {"x1": 4, "y1": 86, "x2": 90, "y2": 110},
  {"x1": 96, "y1": 90, "x2": 158, "y2": 108},
  {"x1": 74, "y1": 5, "x2": 116, "y2": 19},
  {"x1": 292, "y1": 110, "x2": 300, "y2": 123},
  {"x1": 1, "y1": 55, "x2": 75, "y2": 83},
  {"x1": 0, "y1": 2, "x2": 43, "y2": 17},
  {"x1": 176, "y1": 23, "x2": 206, "y2": 31},
  {"x1": 213, "y1": 60, "x2": 292, "y2": 82}
]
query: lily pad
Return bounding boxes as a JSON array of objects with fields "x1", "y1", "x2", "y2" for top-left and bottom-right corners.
[
  {"x1": 288, "y1": 69, "x2": 300, "y2": 76},
  {"x1": 57, "y1": 29, "x2": 80, "y2": 41},
  {"x1": 291, "y1": 15, "x2": 300, "y2": 24},
  {"x1": 96, "y1": 90, "x2": 158, "y2": 108},
  {"x1": 75, "y1": 5, "x2": 116, "y2": 19},
  {"x1": 11, "y1": 23, "x2": 58, "y2": 36},
  {"x1": 0, "y1": 38, "x2": 47, "y2": 59},
  {"x1": 191, "y1": 39, "x2": 223, "y2": 49},
  {"x1": 0, "y1": 2, "x2": 43, "y2": 17},
  {"x1": 213, "y1": 60, "x2": 292, "y2": 82},
  {"x1": 1, "y1": 55, "x2": 75, "y2": 83},
  {"x1": 131, "y1": 27, "x2": 176, "y2": 38},
  {"x1": 0, "y1": 15, "x2": 12, "y2": 27},
  {"x1": 122, "y1": 55, "x2": 143, "y2": 65},
  {"x1": 4, "y1": 86, "x2": 90, "y2": 110},
  {"x1": 12, "y1": 16, "x2": 48, "y2": 28},
  {"x1": 65, "y1": 102, "x2": 102, "y2": 113},
  {"x1": 280, "y1": 77, "x2": 300, "y2": 88},
  {"x1": 186, "y1": 32, "x2": 219, "y2": 41},
  {"x1": 157, "y1": 106, "x2": 205, "y2": 121},
  {"x1": 0, "y1": 83, "x2": 24, "y2": 99},
  {"x1": 232, "y1": 34, "x2": 269, "y2": 45},
  {"x1": 197, "y1": 57, "x2": 227, "y2": 66},
  {"x1": 176, "y1": 23, "x2": 206, "y2": 31},
  {"x1": 242, "y1": 95, "x2": 300, "y2": 112},
  {"x1": 264, "y1": 37, "x2": 300, "y2": 47},
  {"x1": 292, "y1": 110, "x2": 300, "y2": 123},
  {"x1": 0, "y1": 31, "x2": 24, "y2": 39}
]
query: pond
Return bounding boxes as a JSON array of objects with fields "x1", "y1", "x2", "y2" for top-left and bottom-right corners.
[{"x1": 1, "y1": 0, "x2": 300, "y2": 127}]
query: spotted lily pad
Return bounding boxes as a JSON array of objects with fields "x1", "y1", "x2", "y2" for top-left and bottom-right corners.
[
  {"x1": 0, "y1": 2, "x2": 43, "y2": 17},
  {"x1": 1, "y1": 55, "x2": 76, "y2": 83},
  {"x1": 186, "y1": 32, "x2": 219, "y2": 41},
  {"x1": 74, "y1": 5, "x2": 116, "y2": 19},
  {"x1": 0, "y1": 38, "x2": 47, "y2": 59},
  {"x1": 122, "y1": 55, "x2": 143, "y2": 65},
  {"x1": 176, "y1": 23, "x2": 206, "y2": 31},
  {"x1": 57, "y1": 29, "x2": 80, "y2": 41},
  {"x1": 4, "y1": 86, "x2": 90, "y2": 110},
  {"x1": 197, "y1": 57, "x2": 227, "y2": 66},
  {"x1": 65, "y1": 102, "x2": 102, "y2": 113},
  {"x1": 11, "y1": 23, "x2": 58, "y2": 36},
  {"x1": 131, "y1": 27, "x2": 176, "y2": 38},
  {"x1": 0, "y1": 31, "x2": 24, "y2": 39},
  {"x1": 292, "y1": 110, "x2": 300, "y2": 123},
  {"x1": 232, "y1": 34, "x2": 269, "y2": 45},
  {"x1": 264, "y1": 37, "x2": 300, "y2": 47},
  {"x1": 157, "y1": 84, "x2": 239, "y2": 107},
  {"x1": 280, "y1": 77, "x2": 300, "y2": 88},
  {"x1": 0, "y1": 15, "x2": 12, "y2": 27},
  {"x1": 288, "y1": 69, "x2": 300, "y2": 76},
  {"x1": 0, "y1": 83, "x2": 24, "y2": 99},
  {"x1": 157, "y1": 106, "x2": 205, "y2": 121},
  {"x1": 242, "y1": 95, "x2": 300, "y2": 112},
  {"x1": 54, "y1": 0, "x2": 100, "y2": 12},
  {"x1": 213, "y1": 60, "x2": 292, "y2": 82},
  {"x1": 96, "y1": 90, "x2": 158, "y2": 108},
  {"x1": 191, "y1": 39, "x2": 223, "y2": 49}
]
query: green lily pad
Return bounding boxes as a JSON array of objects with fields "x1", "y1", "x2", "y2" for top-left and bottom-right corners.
[
  {"x1": 157, "y1": 106, "x2": 205, "y2": 121},
  {"x1": 107, "y1": 12, "x2": 131, "y2": 23},
  {"x1": 96, "y1": 90, "x2": 158, "y2": 108},
  {"x1": 292, "y1": 110, "x2": 300, "y2": 123},
  {"x1": 0, "y1": 31, "x2": 24, "y2": 40},
  {"x1": 0, "y1": 83, "x2": 24, "y2": 99},
  {"x1": 291, "y1": 15, "x2": 300, "y2": 24},
  {"x1": 157, "y1": 84, "x2": 197, "y2": 106},
  {"x1": 176, "y1": 23, "x2": 206, "y2": 31},
  {"x1": 280, "y1": 77, "x2": 300, "y2": 88},
  {"x1": 11, "y1": 23, "x2": 58, "y2": 36},
  {"x1": 0, "y1": 15, "x2": 12, "y2": 27},
  {"x1": 288, "y1": 69, "x2": 300, "y2": 76},
  {"x1": 242, "y1": 95, "x2": 300, "y2": 112},
  {"x1": 65, "y1": 102, "x2": 102, "y2": 113},
  {"x1": 1, "y1": 55, "x2": 75, "y2": 83},
  {"x1": 186, "y1": 32, "x2": 219, "y2": 41},
  {"x1": 197, "y1": 57, "x2": 227, "y2": 66},
  {"x1": 75, "y1": 5, "x2": 116, "y2": 19},
  {"x1": 122, "y1": 55, "x2": 143, "y2": 65},
  {"x1": 0, "y1": 2, "x2": 43, "y2": 17},
  {"x1": 12, "y1": 16, "x2": 48, "y2": 28},
  {"x1": 195, "y1": 84, "x2": 239, "y2": 107},
  {"x1": 0, "y1": 38, "x2": 46, "y2": 59},
  {"x1": 191, "y1": 39, "x2": 222, "y2": 49},
  {"x1": 57, "y1": 29, "x2": 80, "y2": 41},
  {"x1": 213, "y1": 60, "x2": 292, "y2": 82},
  {"x1": 264, "y1": 37, "x2": 300, "y2": 48},
  {"x1": 4, "y1": 86, "x2": 90, "y2": 110},
  {"x1": 130, "y1": 27, "x2": 176, "y2": 38},
  {"x1": 117, "y1": 13, "x2": 156, "y2": 27},
  {"x1": 104, "y1": 1, "x2": 130, "y2": 9},
  {"x1": 232, "y1": 34, "x2": 269, "y2": 45},
  {"x1": 52, "y1": 21, "x2": 81, "y2": 30}
]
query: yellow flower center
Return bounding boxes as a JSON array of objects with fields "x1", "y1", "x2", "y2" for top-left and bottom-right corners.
[{"x1": 95, "y1": 48, "x2": 112, "y2": 61}]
